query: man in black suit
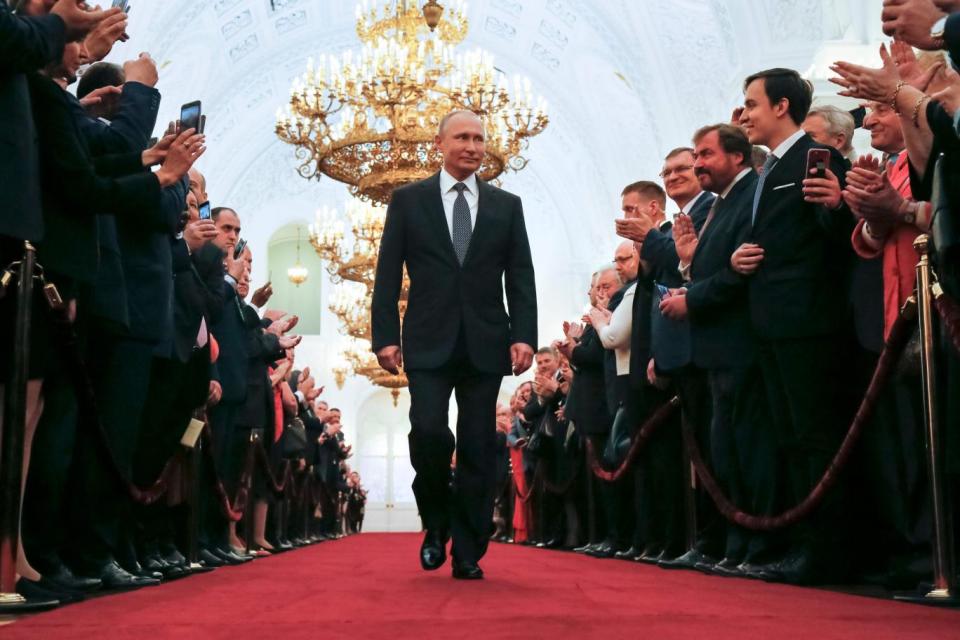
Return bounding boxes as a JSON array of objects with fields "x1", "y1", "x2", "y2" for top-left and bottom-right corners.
[
  {"x1": 731, "y1": 68, "x2": 855, "y2": 584},
  {"x1": 659, "y1": 124, "x2": 777, "y2": 577},
  {"x1": 372, "y1": 110, "x2": 537, "y2": 579}
]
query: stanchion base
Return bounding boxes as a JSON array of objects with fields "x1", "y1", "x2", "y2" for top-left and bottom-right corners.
[
  {"x1": 894, "y1": 587, "x2": 960, "y2": 607},
  {"x1": 0, "y1": 591, "x2": 60, "y2": 613}
]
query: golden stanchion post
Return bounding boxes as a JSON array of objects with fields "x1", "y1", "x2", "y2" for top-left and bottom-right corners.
[
  {"x1": 897, "y1": 234, "x2": 957, "y2": 605},
  {"x1": 0, "y1": 243, "x2": 57, "y2": 611}
]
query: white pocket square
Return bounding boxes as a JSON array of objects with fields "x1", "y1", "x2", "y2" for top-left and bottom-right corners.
[{"x1": 771, "y1": 182, "x2": 796, "y2": 191}]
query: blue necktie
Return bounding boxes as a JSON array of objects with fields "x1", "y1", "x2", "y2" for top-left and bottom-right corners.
[
  {"x1": 451, "y1": 182, "x2": 472, "y2": 264},
  {"x1": 751, "y1": 153, "x2": 778, "y2": 224}
]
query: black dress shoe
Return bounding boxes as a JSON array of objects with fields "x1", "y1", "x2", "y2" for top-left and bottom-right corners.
[
  {"x1": 659, "y1": 549, "x2": 715, "y2": 570},
  {"x1": 198, "y1": 548, "x2": 225, "y2": 567},
  {"x1": 542, "y1": 538, "x2": 563, "y2": 549},
  {"x1": 585, "y1": 541, "x2": 617, "y2": 558},
  {"x1": 142, "y1": 554, "x2": 170, "y2": 574},
  {"x1": 160, "y1": 547, "x2": 188, "y2": 568},
  {"x1": 572, "y1": 543, "x2": 594, "y2": 554},
  {"x1": 17, "y1": 578, "x2": 82, "y2": 604},
  {"x1": 214, "y1": 547, "x2": 251, "y2": 565},
  {"x1": 615, "y1": 546, "x2": 643, "y2": 561},
  {"x1": 42, "y1": 564, "x2": 102, "y2": 592},
  {"x1": 96, "y1": 561, "x2": 160, "y2": 590},
  {"x1": 636, "y1": 547, "x2": 664, "y2": 564},
  {"x1": 708, "y1": 557, "x2": 745, "y2": 578},
  {"x1": 420, "y1": 529, "x2": 449, "y2": 571},
  {"x1": 452, "y1": 560, "x2": 484, "y2": 580},
  {"x1": 737, "y1": 561, "x2": 782, "y2": 582}
]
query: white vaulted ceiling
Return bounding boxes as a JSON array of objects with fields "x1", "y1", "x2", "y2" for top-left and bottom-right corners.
[{"x1": 107, "y1": 0, "x2": 887, "y2": 342}]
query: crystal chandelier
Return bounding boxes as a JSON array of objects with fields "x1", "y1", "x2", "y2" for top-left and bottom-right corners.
[
  {"x1": 275, "y1": 0, "x2": 549, "y2": 206},
  {"x1": 286, "y1": 226, "x2": 309, "y2": 286}
]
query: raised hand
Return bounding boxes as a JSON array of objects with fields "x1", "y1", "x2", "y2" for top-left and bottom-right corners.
[
  {"x1": 802, "y1": 167, "x2": 843, "y2": 209},
  {"x1": 183, "y1": 218, "x2": 218, "y2": 252},
  {"x1": 891, "y1": 39, "x2": 944, "y2": 91},
  {"x1": 673, "y1": 212, "x2": 698, "y2": 265},
  {"x1": 155, "y1": 129, "x2": 205, "y2": 187},
  {"x1": 251, "y1": 282, "x2": 274, "y2": 308},
  {"x1": 123, "y1": 52, "x2": 159, "y2": 88},
  {"x1": 51, "y1": 1, "x2": 122, "y2": 41},
  {"x1": 83, "y1": 9, "x2": 127, "y2": 61},
  {"x1": 881, "y1": 0, "x2": 948, "y2": 50},
  {"x1": 830, "y1": 44, "x2": 900, "y2": 102},
  {"x1": 79, "y1": 84, "x2": 121, "y2": 108}
]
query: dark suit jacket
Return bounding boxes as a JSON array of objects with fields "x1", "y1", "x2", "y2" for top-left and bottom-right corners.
[
  {"x1": 685, "y1": 170, "x2": 758, "y2": 369},
  {"x1": 640, "y1": 190, "x2": 716, "y2": 286},
  {"x1": 210, "y1": 284, "x2": 249, "y2": 405},
  {"x1": 26, "y1": 73, "x2": 164, "y2": 289},
  {"x1": 238, "y1": 302, "x2": 284, "y2": 430},
  {"x1": 745, "y1": 133, "x2": 854, "y2": 339},
  {"x1": 372, "y1": 172, "x2": 537, "y2": 374},
  {"x1": 566, "y1": 325, "x2": 612, "y2": 436},
  {"x1": 169, "y1": 240, "x2": 227, "y2": 363},
  {"x1": 69, "y1": 82, "x2": 160, "y2": 157},
  {"x1": 0, "y1": 6, "x2": 65, "y2": 242}
]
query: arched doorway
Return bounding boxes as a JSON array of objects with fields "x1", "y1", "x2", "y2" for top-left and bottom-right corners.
[{"x1": 354, "y1": 390, "x2": 419, "y2": 532}]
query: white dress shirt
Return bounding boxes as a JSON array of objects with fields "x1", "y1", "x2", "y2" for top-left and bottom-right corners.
[
  {"x1": 768, "y1": 128, "x2": 806, "y2": 166},
  {"x1": 597, "y1": 283, "x2": 636, "y2": 376},
  {"x1": 680, "y1": 190, "x2": 707, "y2": 215},
  {"x1": 439, "y1": 168, "x2": 479, "y2": 241}
]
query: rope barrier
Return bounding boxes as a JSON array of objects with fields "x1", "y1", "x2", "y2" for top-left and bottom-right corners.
[
  {"x1": 683, "y1": 301, "x2": 917, "y2": 532},
  {"x1": 513, "y1": 464, "x2": 542, "y2": 504},
  {"x1": 584, "y1": 397, "x2": 681, "y2": 482},
  {"x1": 539, "y1": 454, "x2": 580, "y2": 496}
]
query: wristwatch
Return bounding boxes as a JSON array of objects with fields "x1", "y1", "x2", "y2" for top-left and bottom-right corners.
[{"x1": 931, "y1": 16, "x2": 947, "y2": 49}]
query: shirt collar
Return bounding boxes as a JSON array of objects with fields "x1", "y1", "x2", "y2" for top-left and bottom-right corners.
[
  {"x1": 720, "y1": 168, "x2": 752, "y2": 199},
  {"x1": 440, "y1": 168, "x2": 478, "y2": 195},
  {"x1": 769, "y1": 128, "x2": 806, "y2": 162},
  {"x1": 680, "y1": 190, "x2": 706, "y2": 215}
]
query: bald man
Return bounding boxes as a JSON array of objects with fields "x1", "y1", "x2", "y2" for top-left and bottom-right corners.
[{"x1": 372, "y1": 110, "x2": 538, "y2": 579}]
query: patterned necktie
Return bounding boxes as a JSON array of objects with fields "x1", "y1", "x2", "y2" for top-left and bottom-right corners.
[
  {"x1": 751, "y1": 153, "x2": 778, "y2": 224},
  {"x1": 451, "y1": 182, "x2": 472, "y2": 264}
]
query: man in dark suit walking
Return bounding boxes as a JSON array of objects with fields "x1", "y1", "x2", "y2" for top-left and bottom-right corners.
[
  {"x1": 372, "y1": 110, "x2": 537, "y2": 579},
  {"x1": 731, "y1": 68, "x2": 854, "y2": 584}
]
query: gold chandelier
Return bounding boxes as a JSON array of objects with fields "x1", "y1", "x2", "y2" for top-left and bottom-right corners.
[
  {"x1": 310, "y1": 199, "x2": 409, "y2": 404},
  {"x1": 286, "y1": 226, "x2": 309, "y2": 286},
  {"x1": 275, "y1": 0, "x2": 549, "y2": 206}
]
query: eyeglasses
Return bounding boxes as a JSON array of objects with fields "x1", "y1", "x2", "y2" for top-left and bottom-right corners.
[{"x1": 659, "y1": 165, "x2": 694, "y2": 178}]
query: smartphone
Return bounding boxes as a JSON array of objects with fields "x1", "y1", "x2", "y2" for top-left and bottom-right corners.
[
  {"x1": 179, "y1": 100, "x2": 202, "y2": 134},
  {"x1": 233, "y1": 238, "x2": 247, "y2": 260},
  {"x1": 806, "y1": 148, "x2": 831, "y2": 179},
  {"x1": 198, "y1": 200, "x2": 211, "y2": 220},
  {"x1": 653, "y1": 281, "x2": 670, "y2": 300},
  {"x1": 199, "y1": 114, "x2": 207, "y2": 134},
  {"x1": 112, "y1": 0, "x2": 130, "y2": 12}
]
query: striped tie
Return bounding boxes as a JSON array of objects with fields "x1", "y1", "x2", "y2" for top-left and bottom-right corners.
[{"x1": 451, "y1": 182, "x2": 472, "y2": 264}]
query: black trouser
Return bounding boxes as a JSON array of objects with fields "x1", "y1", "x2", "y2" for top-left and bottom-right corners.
[
  {"x1": 200, "y1": 400, "x2": 242, "y2": 550},
  {"x1": 70, "y1": 331, "x2": 157, "y2": 569},
  {"x1": 406, "y1": 351, "x2": 503, "y2": 565},
  {"x1": 133, "y1": 350, "x2": 209, "y2": 556},
  {"x1": 677, "y1": 368, "x2": 724, "y2": 557},
  {"x1": 757, "y1": 335, "x2": 851, "y2": 564}
]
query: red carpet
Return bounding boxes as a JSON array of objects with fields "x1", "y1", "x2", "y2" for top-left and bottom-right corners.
[{"x1": 6, "y1": 534, "x2": 960, "y2": 639}]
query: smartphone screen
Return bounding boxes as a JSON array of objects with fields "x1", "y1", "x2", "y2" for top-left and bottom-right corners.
[
  {"x1": 179, "y1": 100, "x2": 202, "y2": 133},
  {"x1": 806, "y1": 148, "x2": 831, "y2": 179},
  {"x1": 198, "y1": 201, "x2": 211, "y2": 220},
  {"x1": 233, "y1": 238, "x2": 247, "y2": 260}
]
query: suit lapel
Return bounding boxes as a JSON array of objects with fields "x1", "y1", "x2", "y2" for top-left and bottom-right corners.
[
  {"x1": 691, "y1": 171, "x2": 757, "y2": 267},
  {"x1": 752, "y1": 135, "x2": 807, "y2": 232},
  {"x1": 420, "y1": 172, "x2": 459, "y2": 266}
]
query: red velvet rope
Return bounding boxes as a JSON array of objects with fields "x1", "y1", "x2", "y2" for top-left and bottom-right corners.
[
  {"x1": 252, "y1": 442, "x2": 292, "y2": 495},
  {"x1": 934, "y1": 291, "x2": 960, "y2": 354},
  {"x1": 539, "y1": 456, "x2": 580, "y2": 495},
  {"x1": 584, "y1": 397, "x2": 681, "y2": 482},
  {"x1": 684, "y1": 302, "x2": 917, "y2": 531},
  {"x1": 513, "y1": 464, "x2": 543, "y2": 504}
]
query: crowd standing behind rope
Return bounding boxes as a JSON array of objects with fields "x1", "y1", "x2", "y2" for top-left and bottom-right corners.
[{"x1": 0, "y1": 0, "x2": 959, "y2": 609}]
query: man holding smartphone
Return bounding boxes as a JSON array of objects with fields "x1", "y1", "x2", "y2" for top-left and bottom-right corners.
[{"x1": 732, "y1": 68, "x2": 855, "y2": 585}]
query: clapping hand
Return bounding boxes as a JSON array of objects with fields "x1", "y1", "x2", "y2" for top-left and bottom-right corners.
[
  {"x1": 881, "y1": 0, "x2": 948, "y2": 50},
  {"x1": 533, "y1": 373, "x2": 559, "y2": 398},
  {"x1": 587, "y1": 305, "x2": 612, "y2": 329},
  {"x1": 673, "y1": 213, "x2": 698, "y2": 265},
  {"x1": 931, "y1": 68, "x2": 960, "y2": 116},
  {"x1": 79, "y1": 84, "x2": 122, "y2": 109},
  {"x1": 564, "y1": 321, "x2": 584, "y2": 341},
  {"x1": 890, "y1": 39, "x2": 944, "y2": 91},
  {"x1": 615, "y1": 215, "x2": 654, "y2": 243},
  {"x1": 267, "y1": 313, "x2": 299, "y2": 336},
  {"x1": 251, "y1": 282, "x2": 274, "y2": 308}
]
